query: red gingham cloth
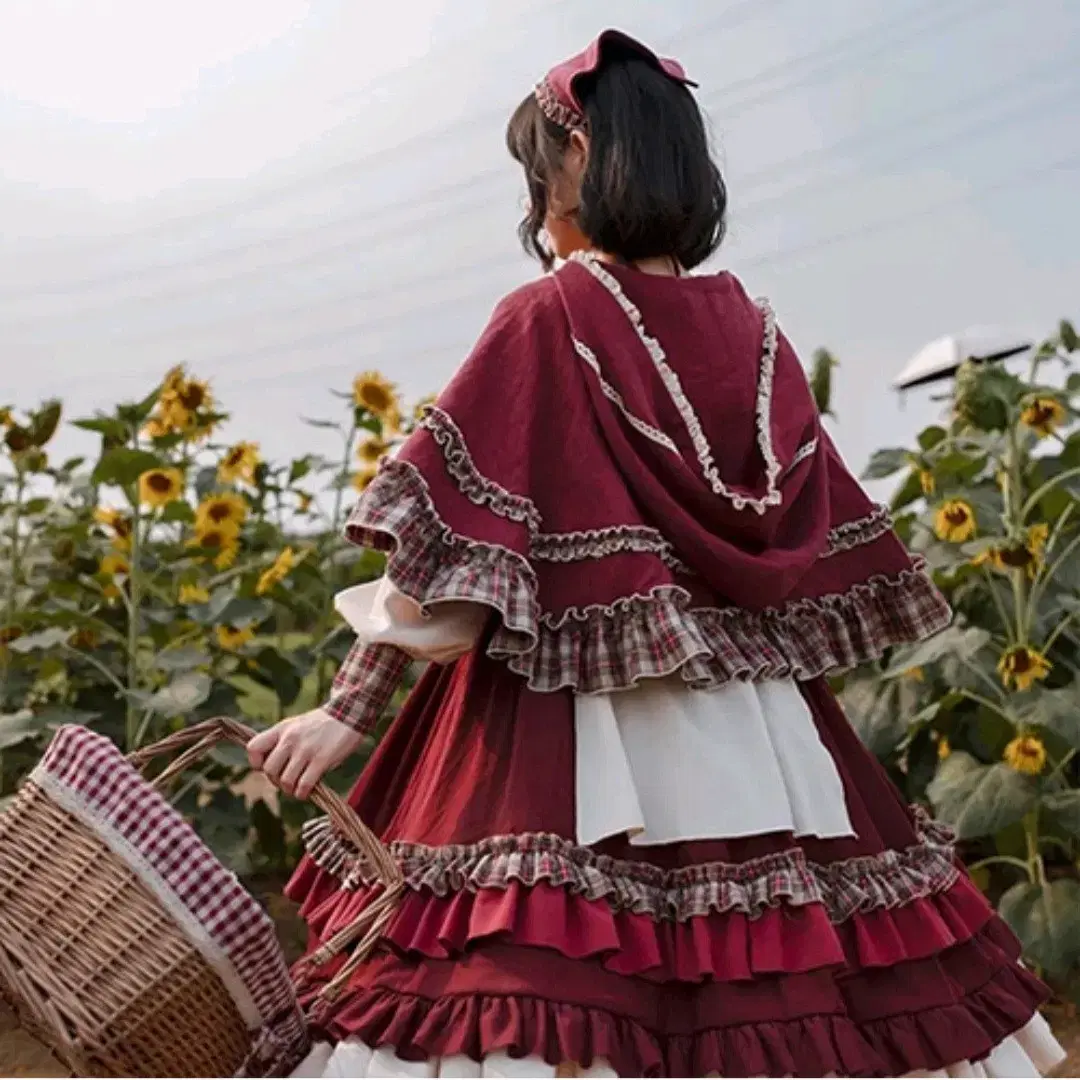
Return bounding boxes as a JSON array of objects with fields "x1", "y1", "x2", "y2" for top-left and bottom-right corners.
[{"x1": 31, "y1": 726, "x2": 309, "y2": 1072}]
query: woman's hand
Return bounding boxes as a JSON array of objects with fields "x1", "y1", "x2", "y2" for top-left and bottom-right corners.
[{"x1": 247, "y1": 707, "x2": 365, "y2": 800}]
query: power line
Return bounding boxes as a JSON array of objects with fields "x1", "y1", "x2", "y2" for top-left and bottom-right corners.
[
  {"x1": 5, "y1": 0, "x2": 791, "y2": 259},
  {"x1": 55, "y1": 151, "x2": 1080, "y2": 393},
  {"x1": 738, "y1": 76, "x2": 1076, "y2": 217},
  {"x1": 0, "y1": 0, "x2": 1001, "y2": 309},
  {"x1": 5, "y1": 0, "x2": 966, "y2": 273},
  {"x1": 737, "y1": 150, "x2": 1080, "y2": 272},
  {"x1": 5, "y1": 55, "x2": 1071, "y2": 336}
]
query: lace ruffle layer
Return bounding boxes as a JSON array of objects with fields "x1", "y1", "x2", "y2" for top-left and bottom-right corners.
[{"x1": 301, "y1": 808, "x2": 958, "y2": 925}]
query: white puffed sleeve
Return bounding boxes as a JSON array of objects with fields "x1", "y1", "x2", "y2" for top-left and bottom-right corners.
[{"x1": 334, "y1": 577, "x2": 488, "y2": 664}]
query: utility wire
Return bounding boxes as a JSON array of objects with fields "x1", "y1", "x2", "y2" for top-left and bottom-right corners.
[
  {"x1": 2, "y1": 0, "x2": 955, "y2": 258},
  {"x1": 1, "y1": 0, "x2": 1000, "y2": 306},
  {"x1": 56, "y1": 152, "x2": 1080, "y2": 391},
  {"x1": 5, "y1": 62, "x2": 1070, "y2": 336}
]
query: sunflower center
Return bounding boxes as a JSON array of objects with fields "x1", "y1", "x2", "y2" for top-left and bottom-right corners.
[
  {"x1": 360, "y1": 386, "x2": 391, "y2": 411},
  {"x1": 147, "y1": 472, "x2": 173, "y2": 492},
  {"x1": 946, "y1": 507, "x2": 969, "y2": 526}
]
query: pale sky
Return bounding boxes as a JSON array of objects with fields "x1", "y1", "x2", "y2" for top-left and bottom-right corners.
[{"x1": 1, "y1": 0, "x2": 1078, "y2": 490}]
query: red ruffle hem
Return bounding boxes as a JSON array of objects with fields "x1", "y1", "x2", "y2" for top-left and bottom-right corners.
[{"x1": 286, "y1": 654, "x2": 1058, "y2": 1077}]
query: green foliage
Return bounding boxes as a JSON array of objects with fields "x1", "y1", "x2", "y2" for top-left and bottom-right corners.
[
  {"x1": 0, "y1": 371, "x2": 424, "y2": 876},
  {"x1": 841, "y1": 319, "x2": 1080, "y2": 989}
]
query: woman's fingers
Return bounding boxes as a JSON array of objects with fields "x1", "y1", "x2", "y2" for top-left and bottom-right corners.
[
  {"x1": 294, "y1": 760, "x2": 326, "y2": 802},
  {"x1": 246, "y1": 725, "x2": 279, "y2": 769},
  {"x1": 261, "y1": 736, "x2": 294, "y2": 788},
  {"x1": 277, "y1": 747, "x2": 311, "y2": 797}
]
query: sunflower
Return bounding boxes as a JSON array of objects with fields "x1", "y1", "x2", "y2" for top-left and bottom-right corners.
[
  {"x1": 216, "y1": 624, "x2": 255, "y2": 651},
  {"x1": 69, "y1": 627, "x2": 100, "y2": 650},
  {"x1": 356, "y1": 437, "x2": 389, "y2": 467},
  {"x1": 218, "y1": 442, "x2": 260, "y2": 485},
  {"x1": 179, "y1": 583, "x2": 210, "y2": 605},
  {"x1": 0, "y1": 407, "x2": 13, "y2": 427},
  {"x1": 918, "y1": 469, "x2": 935, "y2": 496},
  {"x1": 256, "y1": 546, "x2": 298, "y2": 596},
  {"x1": 933, "y1": 499, "x2": 976, "y2": 543},
  {"x1": 195, "y1": 491, "x2": 248, "y2": 532},
  {"x1": 937, "y1": 736, "x2": 951, "y2": 761},
  {"x1": 352, "y1": 372, "x2": 400, "y2": 423},
  {"x1": 142, "y1": 415, "x2": 171, "y2": 439},
  {"x1": 188, "y1": 524, "x2": 240, "y2": 569},
  {"x1": 99, "y1": 552, "x2": 130, "y2": 577},
  {"x1": 138, "y1": 467, "x2": 185, "y2": 508},
  {"x1": 997, "y1": 645, "x2": 1051, "y2": 692},
  {"x1": 1004, "y1": 734, "x2": 1047, "y2": 776},
  {"x1": 98, "y1": 552, "x2": 130, "y2": 598},
  {"x1": 94, "y1": 506, "x2": 133, "y2": 550},
  {"x1": 1020, "y1": 397, "x2": 1067, "y2": 438},
  {"x1": 352, "y1": 465, "x2": 378, "y2": 492},
  {"x1": 412, "y1": 394, "x2": 437, "y2": 426}
]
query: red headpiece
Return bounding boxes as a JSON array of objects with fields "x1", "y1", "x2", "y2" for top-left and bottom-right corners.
[{"x1": 535, "y1": 29, "x2": 697, "y2": 130}]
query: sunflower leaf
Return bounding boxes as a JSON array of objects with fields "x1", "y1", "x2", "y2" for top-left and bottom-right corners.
[
  {"x1": 146, "y1": 671, "x2": 212, "y2": 716},
  {"x1": 927, "y1": 752, "x2": 1039, "y2": 839},
  {"x1": 1042, "y1": 791, "x2": 1080, "y2": 837},
  {"x1": 999, "y1": 879, "x2": 1080, "y2": 979},
  {"x1": 92, "y1": 448, "x2": 163, "y2": 487},
  {"x1": 863, "y1": 447, "x2": 911, "y2": 480}
]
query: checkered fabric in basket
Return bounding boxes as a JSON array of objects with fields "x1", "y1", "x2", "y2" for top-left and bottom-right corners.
[{"x1": 30, "y1": 725, "x2": 308, "y2": 1073}]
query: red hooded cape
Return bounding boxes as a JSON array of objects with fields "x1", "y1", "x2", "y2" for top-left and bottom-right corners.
[{"x1": 345, "y1": 253, "x2": 950, "y2": 694}]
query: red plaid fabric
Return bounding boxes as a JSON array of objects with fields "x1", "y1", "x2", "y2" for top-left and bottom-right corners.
[
  {"x1": 324, "y1": 640, "x2": 411, "y2": 736},
  {"x1": 302, "y1": 807, "x2": 958, "y2": 925},
  {"x1": 345, "y1": 457, "x2": 950, "y2": 694},
  {"x1": 31, "y1": 726, "x2": 308, "y2": 1070}
]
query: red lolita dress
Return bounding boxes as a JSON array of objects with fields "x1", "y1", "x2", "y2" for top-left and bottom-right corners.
[{"x1": 287, "y1": 252, "x2": 1064, "y2": 1078}]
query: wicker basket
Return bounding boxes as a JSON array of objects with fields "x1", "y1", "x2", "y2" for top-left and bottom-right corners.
[{"x1": 0, "y1": 718, "x2": 403, "y2": 1078}]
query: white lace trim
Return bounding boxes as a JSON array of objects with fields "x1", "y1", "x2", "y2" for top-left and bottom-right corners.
[
  {"x1": 787, "y1": 436, "x2": 819, "y2": 473},
  {"x1": 532, "y1": 524, "x2": 691, "y2": 575},
  {"x1": 568, "y1": 250, "x2": 785, "y2": 516},
  {"x1": 421, "y1": 407, "x2": 541, "y2": 532},
  {"x1": 571, "y1": 338, "x2": 680, "y2": 455},
  {"x1": 823, "y1": 504, "x2": 893, "y2": 558}
]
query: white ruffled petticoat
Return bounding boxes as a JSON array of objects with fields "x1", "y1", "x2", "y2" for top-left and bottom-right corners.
[{"x1": 291, "y1": 1013, "x2": 1064, "y2": 1078}]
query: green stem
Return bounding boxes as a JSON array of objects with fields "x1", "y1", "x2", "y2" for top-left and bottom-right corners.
[
  {"x1": 60, "y1": 643, "x2": 128, "y2": 698},
  {"x1": 1023, "y1": 809, "x2": 1046, "y2": 886},
  {"x1": 980, "y1": 568, "x2": 1014, "y2": 641},
  {"x1": 968, "y1": 854, "x2": 1032, "y2": 875},
  {"x1": 316, "y1": 419, "x2": 358, "y2": 705},
  {"x1": 957, "y1": 687, "x2": 1019, "y2": 726},
  {"x1": 125, "y1": 500, "x2": 143, "y2": 751},
  {"x1": 1043, "y1": 610, "x2": 1079, "y2": 655},
  {"x1": 1002, "y1": 424, "x2": 1029, "y2": 639},
  {"x1": 1028, "y1": 530, "x2": 1080, "y2": 618},
  {"x1": 1021, "y1": 465, "x2": 1080, "y2": 521},
  {"x1": 0, "y1": 471, "x2": 25, "y2": 709}
]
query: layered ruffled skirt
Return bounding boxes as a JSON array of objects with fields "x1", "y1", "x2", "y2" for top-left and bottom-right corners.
[{"x1": 286, "y1": 649, "x2": 1064, "y2": 1077}]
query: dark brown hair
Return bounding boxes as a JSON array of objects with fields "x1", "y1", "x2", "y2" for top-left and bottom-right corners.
[{"x1": 506, "y1": 52, "x2": 727, "y2": 270}]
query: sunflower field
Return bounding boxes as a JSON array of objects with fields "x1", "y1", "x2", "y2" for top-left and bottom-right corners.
[
  {"x1": 839, "y1": 318, "x2": 1080, "y2": 992},
  {"x1": 0, "y1": 367, "x2": 421, "y2": 876}
]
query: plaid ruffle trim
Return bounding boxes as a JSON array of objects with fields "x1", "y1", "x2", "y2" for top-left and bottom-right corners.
[
  {"x1": 346, "y1": 459, "x2": 951, "y2": 694},
  {"x1": 301, "y1": 808, "x2": 958, "y2": 925}
]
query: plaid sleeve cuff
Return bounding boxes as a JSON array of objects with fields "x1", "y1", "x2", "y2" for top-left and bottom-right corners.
[{"x1": 323, "y1": 641, "x2": 411, "y2": 736}]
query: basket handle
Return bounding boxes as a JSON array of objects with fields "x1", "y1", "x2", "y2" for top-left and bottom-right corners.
[{"x1": 128, "y1": 717, "x2": 402, "y2": 890}]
